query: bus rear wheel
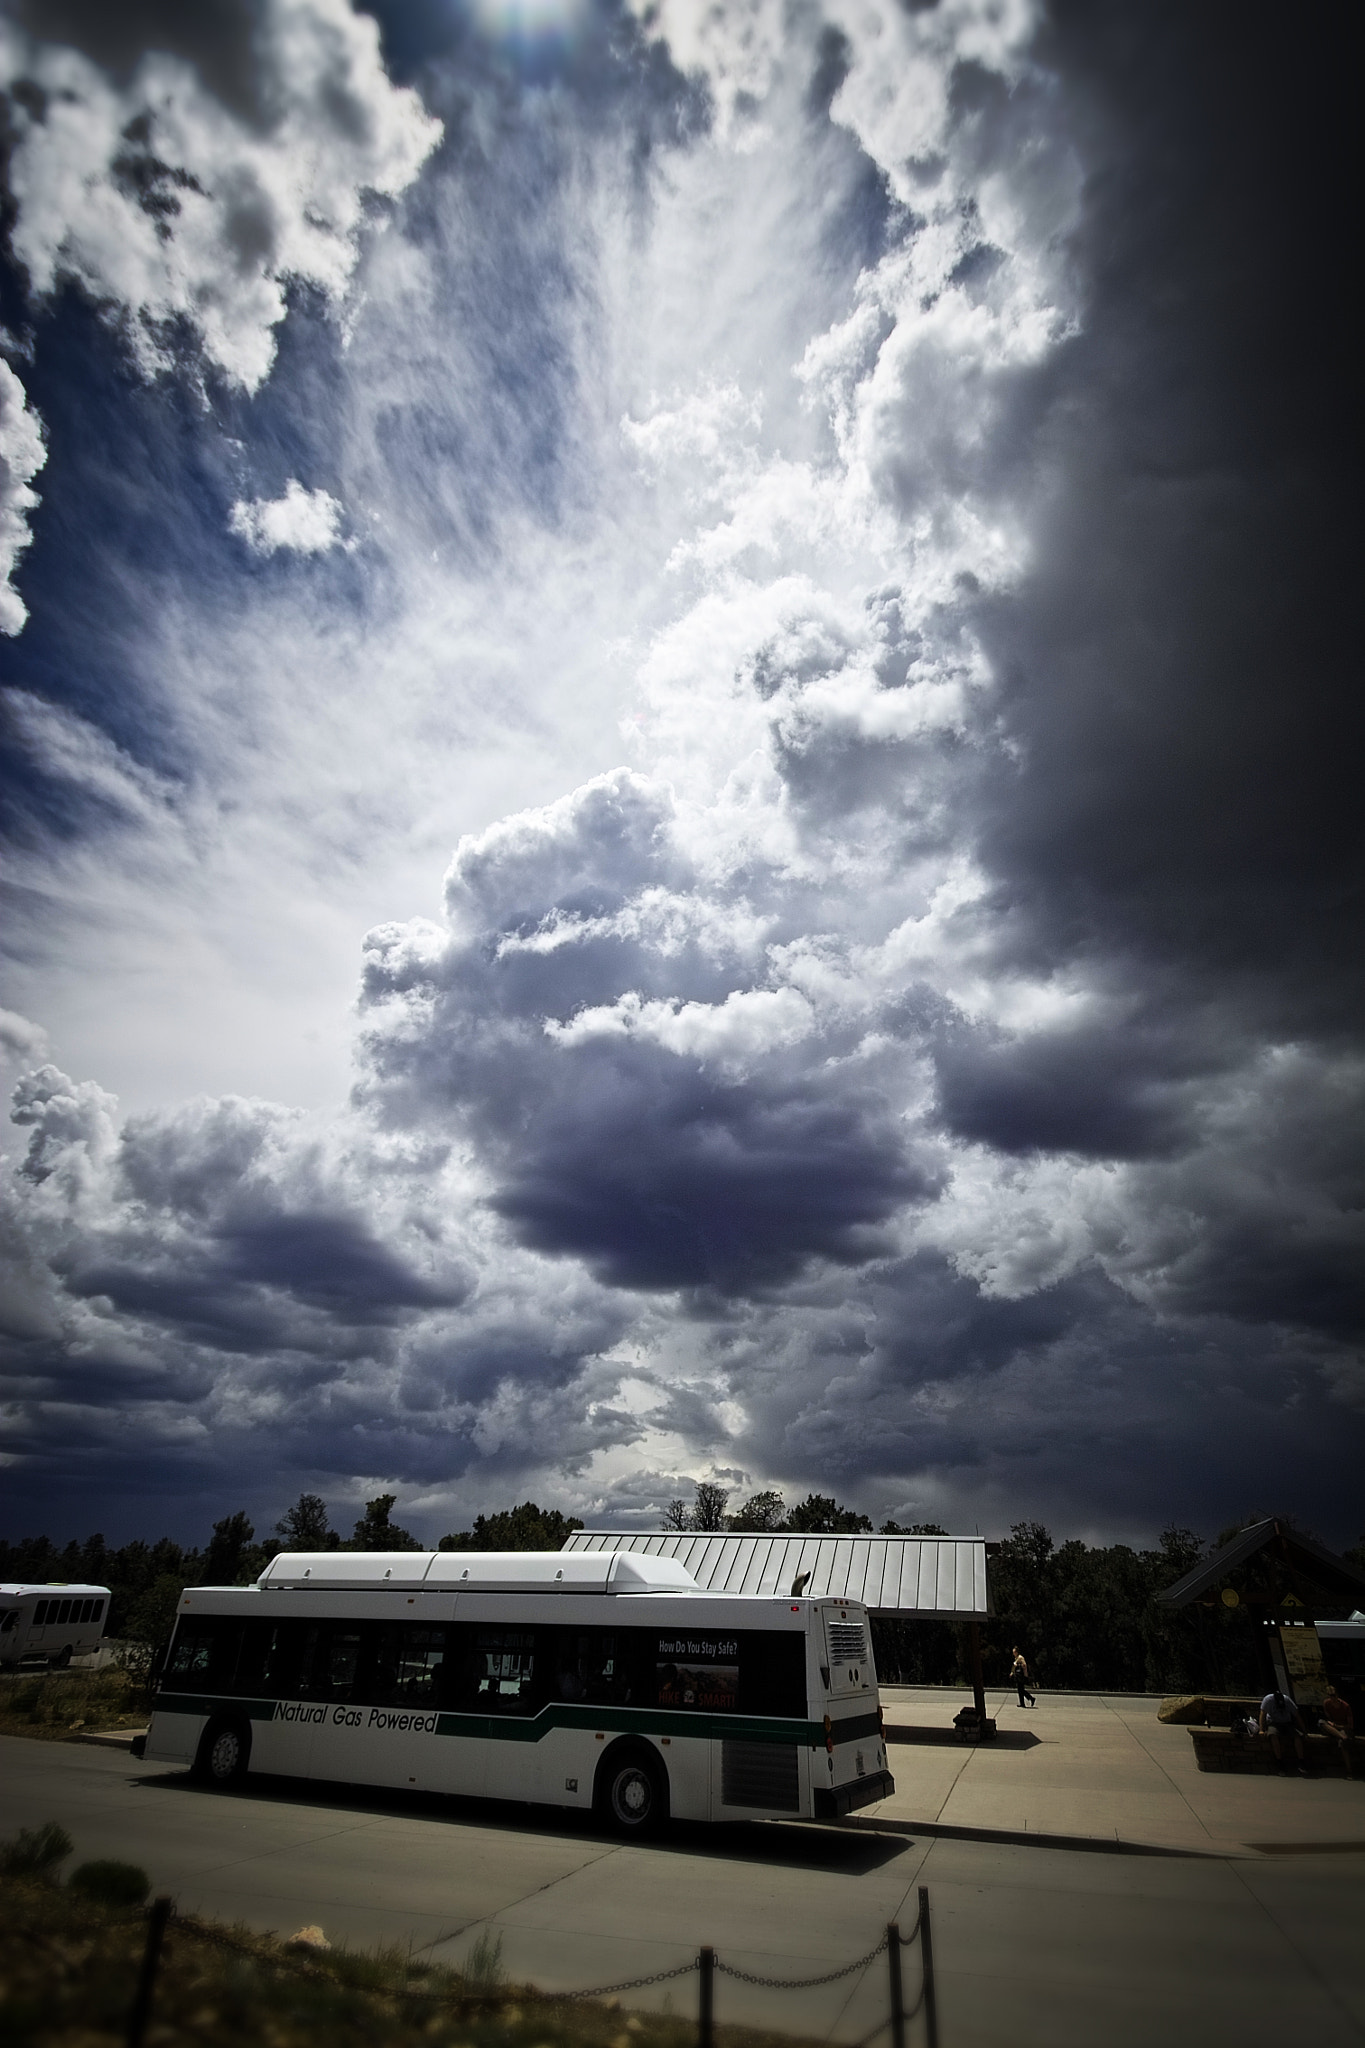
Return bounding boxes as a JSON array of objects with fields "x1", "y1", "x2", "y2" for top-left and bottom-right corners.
[
  {"x1": 195, "y1": 1718, "x2": 251, "y2": 1787},
  {"x1": 596, "y1": 1743, "x2": 668, "y2": 1838}
]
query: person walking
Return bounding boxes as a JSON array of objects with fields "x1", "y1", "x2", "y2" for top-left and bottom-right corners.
[{"x1": 1011, "y1": 1646, "x2": 1037, "y2": 1707}]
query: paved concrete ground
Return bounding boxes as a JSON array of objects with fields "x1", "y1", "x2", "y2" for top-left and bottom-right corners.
[
  {"x1": 873, "y1": 1685, "x2": 1365, "y2": 1855},
  {"x1": 2, "y1": 1704, "x2": 1363, "y2": 2046}
]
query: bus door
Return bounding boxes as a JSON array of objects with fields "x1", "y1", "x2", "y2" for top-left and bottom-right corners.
[
  {"x1": 286, "y1": 1620, "x2": 369, "y2": 1781},
  {"x1": 318, "y1": 1621, "x2": 451, "y2": 1791},
  {"x1": 442, "y1": 1624, "x2": 545, "y2": 1800},
  {"x1": 539, "y1": 1628, "x2": 647, "y2": 1808},
  {"x1": 155, "y1": 1615, "x2": 246, "y2": 1763},
  {"x1": 230, "y1": 1618, "x2": 310, "y2": 1774}
]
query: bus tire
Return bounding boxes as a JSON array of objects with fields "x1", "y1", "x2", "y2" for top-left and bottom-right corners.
[
  {"x1": 53, "y1": 1646, "x2": 73, "y2": 1670},
  {"x1": 194, "y1": 1717, "x2": 251, "y2": 1787},
  {"x1": 595, "y1": 1741, "x2": 668, "y2": 1838}
]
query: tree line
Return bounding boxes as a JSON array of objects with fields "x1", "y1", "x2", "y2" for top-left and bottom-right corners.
[
  {"x1": 4, "y1": 1491, "x2": 1358, "y2": 1695},
  {"x1": 0, "y1": 1496, "x2": 583, "y2": 1657},
  {"x1": 659, "y1": 1487, "x2": 1365, "y2": 1694}
]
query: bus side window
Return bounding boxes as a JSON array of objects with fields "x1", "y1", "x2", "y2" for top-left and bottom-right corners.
[
  {"x1": 555, "y1": 1630, "x2": 641, "y2": 1706},
  {"x1": 165, "y1": 1616, "x2": 240, "y2": 1688},
  {"x1": 0, "y1": 1609, "x2": 17, "y2": 1634},
  {"x1": 300, "y1": 1623, "x2": 366, "y2": 1703},
  {"x1": 234, "y1": 1620, "x2": 302, "y2": 1698},
  {"x1": 33, "y1": 1601, "x2": 49, "y2": 1626},
  {"x1": 452, "y1": 1627, "x2": 541, "y2": 1715},
  {"x1": 369, "y1": 1625, "x2": 449, "y2": 1708}
]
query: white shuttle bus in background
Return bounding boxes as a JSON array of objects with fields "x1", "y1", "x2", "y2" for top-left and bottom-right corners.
[
  {"x1": 0, "y1": 1585, "x2": 111, "y2": 1669},
  {"x1": 139, "y1": 1550, "x2": 893, "y2": 1832}
]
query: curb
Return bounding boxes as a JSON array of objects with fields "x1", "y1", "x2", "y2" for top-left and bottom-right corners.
[{"x1": 838, "y1": 1813, "x2": 1218, "y2": 1859}]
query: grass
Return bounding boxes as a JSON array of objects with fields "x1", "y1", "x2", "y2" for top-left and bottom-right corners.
[
  {"x1": 0, "y1": 1871, "x2": 814, "y2": 2048},
  {"x1": 0, "y1": 1668, "x2": 147, "y2": 1741}
]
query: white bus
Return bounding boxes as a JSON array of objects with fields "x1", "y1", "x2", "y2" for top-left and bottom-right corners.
[
  {"x1": 0, "y1": 1584, "x2": 111, "y2": 1669},
  {"x1": 139, "y1": 1550, "x2": 893, "y2": 1833}
]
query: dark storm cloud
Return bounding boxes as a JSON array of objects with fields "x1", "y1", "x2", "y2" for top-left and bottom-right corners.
[
  {"x1": 0, "y1": 1058, "x2": 641, "y2": 1536},
  {"x1": 931, "y1": 1001, "x2": 1215, "y2": 1160},
  {"x1": 6, "y1": 1, "x2": 270, "y2": 125},
  {"x1": 703, "y1": 1253, "x2": 1363, "y2": 1538},
  {"x1": 974, "y1": 0, "x2": 1359, "y2": 1039},
  {"x1": 2, "y1": 0, "x2": 1361, "y2": 1553},
  {"x1": 359, "y1": 770, "x2": 941, "y2": 1292},
  {"x1": 487, "y1": 1046, "x2": 927, "y2": 1291}
]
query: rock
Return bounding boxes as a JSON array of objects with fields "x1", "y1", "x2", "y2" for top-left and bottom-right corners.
[
  {"x1": 286, "y1": 1925, "x2": 330, "y2": 1950},
  {"x1": 1157, "y1": 1695, "x2": 1205, "y2": 1724}
]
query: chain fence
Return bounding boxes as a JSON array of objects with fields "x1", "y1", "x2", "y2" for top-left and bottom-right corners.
[
  {"x1": 713, "y1": 1926, "x2": 891, "y2": 1989},
  {"x1": 128, "y1": 1887, "x2": 941, "y2": 2048}
]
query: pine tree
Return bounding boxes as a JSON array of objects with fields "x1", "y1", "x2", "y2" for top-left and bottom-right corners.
[{"x1": 351, "y1": 1495, "x2": 420, "y2": 1551}]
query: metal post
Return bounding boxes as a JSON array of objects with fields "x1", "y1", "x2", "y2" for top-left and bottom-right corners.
[
  {"x1": 918, "y1": 1887, "x2": 939, "y2": 2048},
  {"x1": 968, "y1": 1618, "x2": 988, "y2": 1731},
  {"x1": 887, "y1": 1922, "x2": 905, "y2": 2048},
  {"x1": 127, "y1": 1895, "x2": 173, "y2": 2048},
  {"x1": 698, "y1": 1944, "x2": 714, "y2": 2048}
]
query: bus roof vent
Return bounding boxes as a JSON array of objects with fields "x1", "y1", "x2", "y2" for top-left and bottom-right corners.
[
  {"x1": 606, "y1": 1553, "x2": 701, "y2": 1595},
  {"x1": 256, "y1": 1552, "x2": 431, "y2": 1590},
  {"x1": 425, "y1": 1551, "x2": 619, "y2": 1593},
  {"x1": 255, "y1": 1550, "x2": 704, "y2": 1595}
]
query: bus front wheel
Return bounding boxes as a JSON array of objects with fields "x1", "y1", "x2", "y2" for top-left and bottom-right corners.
[
  {"x1": 195, "y1": 1718, "x2": 251, "y2": 1787},
  {"x1": 596, "y1": 1742, "x2": 668, "y2": 1838}
]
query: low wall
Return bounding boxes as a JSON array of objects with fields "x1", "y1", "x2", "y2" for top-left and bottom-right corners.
[{"x1": 1190, "y1": 1728, "x2": 1362, "y2": 1776}]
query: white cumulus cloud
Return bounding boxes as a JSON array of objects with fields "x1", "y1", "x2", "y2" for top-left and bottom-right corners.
[
  {"x1": 0, "y1": 0, "x2": 442, "y2": 392},
  {"x1": 229, "y1": 478, "x2": 344, "y2": 556},
  {"x1": 0, "y1": 358, "x2": 45, "y2": 636}
]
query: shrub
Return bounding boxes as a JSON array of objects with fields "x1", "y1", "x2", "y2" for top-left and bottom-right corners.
[
  {"x1": 67, "y1": 1860, "x2": 151, "y2": 1909},
  {"x1": 0, "y1": 1667, "x2": 146, "y2": 1735},
  {"x1": 0, "y1": 1821, "x2": 73, "y2": 1879},
  {"x1": 462, "y1": 1927, "x2": 505, "y2": 1988}
]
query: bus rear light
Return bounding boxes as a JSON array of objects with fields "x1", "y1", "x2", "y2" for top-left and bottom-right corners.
[{"x1": 823, "y1": 1713, "x2": 834, "y2": 1756}]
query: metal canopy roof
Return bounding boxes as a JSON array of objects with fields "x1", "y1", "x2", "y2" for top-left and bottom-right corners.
[
  {"x1": 1155, "y1": 1518, "x2": 1365, "y2": 1611},
  {"x1": 563, "y1": 1532, "x2": 990, "y2": 1617}
]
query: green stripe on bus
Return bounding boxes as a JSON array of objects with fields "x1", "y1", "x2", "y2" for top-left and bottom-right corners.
[
  {"x1": 432, "y1": 1704, "x2": 828, "y2": 1746},
  {"x1": 153, "y1": 1694, "x2": 880, "y2": 1749},
  {"x1": 154, "y1": 1695, "x2": 879, "y2": 1744},
  {"x1": 155, "y1": 1693, "x2": 278, "y2": 1722}
]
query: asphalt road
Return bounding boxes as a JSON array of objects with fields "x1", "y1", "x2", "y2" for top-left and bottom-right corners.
[{"x1": 3, "y1": 1736, "x2": 1362, "y2": 2045}]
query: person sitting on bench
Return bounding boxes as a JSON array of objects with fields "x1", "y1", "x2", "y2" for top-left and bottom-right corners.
[
  {"x1": 1319, "y1": 1684, "x2": 1356, "y2": 1779},
  {"x1": 1259, "y1": 1687, "x2": 1307, "y2": 1775}
]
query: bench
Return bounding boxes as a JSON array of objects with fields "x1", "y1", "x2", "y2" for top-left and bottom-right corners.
[{"x1": 1189, "y1": 1728, "x2": 1363, "y2": 1776}]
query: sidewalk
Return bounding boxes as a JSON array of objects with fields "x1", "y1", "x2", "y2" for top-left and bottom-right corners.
[{"x1": 864, "y1": 1687, "x2": 1365, "y2": 1858}]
